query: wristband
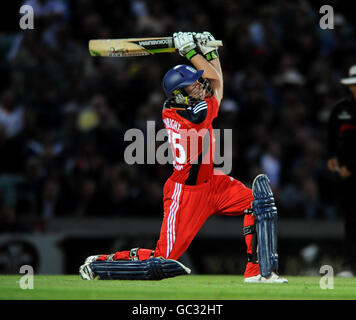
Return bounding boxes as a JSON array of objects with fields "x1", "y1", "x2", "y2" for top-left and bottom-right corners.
[
  {"x1": 185, "y1": 49, "x2": 198, "y2": 60},
  {"x1": 205, "y1": 50, "x2": 218, "y2": 61}
]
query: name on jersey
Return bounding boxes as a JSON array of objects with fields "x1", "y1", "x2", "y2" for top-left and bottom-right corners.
[{"x1": 163, "y1": 118, "x2": 181, "y2": 132}]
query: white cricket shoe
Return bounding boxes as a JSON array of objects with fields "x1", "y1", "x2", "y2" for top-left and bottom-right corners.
[
  {"x1": 244, "y1": 274, "x2": 262, "y2": 283},
  {"x1": 336, "y1": 270, "x2": 354, "y2": 277},
  {"x1": 84, "y1": 253, "x2": 114, "y2": 264},
  {"x1": 79, "y1": 263, "x2": 96, "y2": 280},
  {"x1": 84, "y1": 255, "x2": 102, "y2": 264},
  {"x1": 244, "y1": 272, "x2": 288, "y2": 283},
  {"x1": 261, "y1": 272, "x2": 288, "y2": 283}
]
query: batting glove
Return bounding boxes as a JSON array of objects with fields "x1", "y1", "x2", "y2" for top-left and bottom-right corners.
[
  {"x1": 194, "y1": 31, "x2": 219, "y2": 61},
  {"x1": 173, "y1": 32, "x2": 198, "y2": 60}
]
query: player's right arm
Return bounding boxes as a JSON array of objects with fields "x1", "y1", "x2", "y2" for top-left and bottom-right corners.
[
  {"x1": 191, "y1": 55, "x2": 223, "y2": 105},
  {"x1": 173, "y1": 32, "x2": 223, "y2": 105},
  {"x1": 193, "y1": 31, "x2": 223, "y2": 104}
]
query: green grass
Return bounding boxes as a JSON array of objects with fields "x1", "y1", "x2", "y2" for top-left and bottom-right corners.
[{"x1": 0, "y1": 275, "x2": 355, "y2": 300}]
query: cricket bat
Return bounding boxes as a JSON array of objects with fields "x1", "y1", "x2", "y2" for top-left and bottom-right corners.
[{"x1": 89, "y1": 37, "x2": 223, "y2": 57}]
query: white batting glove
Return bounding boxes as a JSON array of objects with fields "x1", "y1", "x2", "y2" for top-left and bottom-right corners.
[
  {"x1": 173, "y1": 32, "x2": 198, "y2": 60},
  {"x1": 194, "y1": 31, "x2": 219, "y2": 60}
]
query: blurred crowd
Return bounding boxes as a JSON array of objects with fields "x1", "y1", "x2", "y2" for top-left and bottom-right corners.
[{"x1": 0, "y1": 0, "x2": 356, "y2": 231}]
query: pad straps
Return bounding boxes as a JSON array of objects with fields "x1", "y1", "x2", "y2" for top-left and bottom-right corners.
[
  {"x1": 129, "y1": 248, "x2": 155, "y2": 261},
  {"x1": 243, "y1": 223, "x2": 258, "y2": 264}
]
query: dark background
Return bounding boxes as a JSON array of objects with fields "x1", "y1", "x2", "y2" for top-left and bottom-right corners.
[{"x1": 0, "y1": 0, "x2": 355, "y2": 275}]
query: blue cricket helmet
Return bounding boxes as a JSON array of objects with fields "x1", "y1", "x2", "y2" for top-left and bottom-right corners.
[{"x1": 162, "y1": 65, "x2": 204, "y2": 97}]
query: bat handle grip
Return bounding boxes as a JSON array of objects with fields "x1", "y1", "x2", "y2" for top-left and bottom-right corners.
[{"x1": 206, "y1": 40, "x2": 223, "y2": 47}]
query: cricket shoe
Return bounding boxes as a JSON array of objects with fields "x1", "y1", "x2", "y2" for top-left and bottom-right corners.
[
  {"x1": 261, "y1": 272, "x2": 288, "y2": 283},
  {"x1": 336, "y1": 270, "x2": 354, "y2": 278},
  {"x1": 84, "y1": 253, "x2": 114, "y2": 264},
  {"x1": 244, "y1": 272, "x2": 288, "y2": 283},
  {"x1": 79, "y1": 263, "x2": 96, "y2": 280},
  {"x1": 244, "y1": 274, "x2": 262, "y2": 283}
]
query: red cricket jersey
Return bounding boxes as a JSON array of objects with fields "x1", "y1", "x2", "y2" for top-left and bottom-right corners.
[{"x1": 162, "y1": 96, "x2": 219, "y2": 185}]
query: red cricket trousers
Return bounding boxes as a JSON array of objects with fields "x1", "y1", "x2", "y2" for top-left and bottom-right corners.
[
  {"x1": 108, "y1": 170, "x2": 259, "y2": 277},
  {"x1": 153, "y1": 170, "x2": 258, "y2": 276}
]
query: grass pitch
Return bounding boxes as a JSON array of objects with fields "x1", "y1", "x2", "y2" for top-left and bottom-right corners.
[
  {"x1": 0, "y1": 275, "x2": 355, "y2": 300},
  {"x1": 0, "y1": 275, "x2": 356, "y2": 300}
]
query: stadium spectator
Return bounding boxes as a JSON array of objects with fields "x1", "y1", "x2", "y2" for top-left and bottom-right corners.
[
  {"x1": 326, "y1": 65, "x2": 356, "y2": 276},
  {"x1": 0, "y1": 88, "x2": 27, "y2": 229},
  {"x1": 0, "y1": 0, "x2": 355, "y2": 231}
]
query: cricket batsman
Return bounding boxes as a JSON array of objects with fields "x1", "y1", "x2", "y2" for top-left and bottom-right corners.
[{"x1": 79, "y1": 31, "x2": 288, "y2": 283}]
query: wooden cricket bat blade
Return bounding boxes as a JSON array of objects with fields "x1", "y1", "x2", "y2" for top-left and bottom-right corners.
[{"x1": 89, "y1": 37, "x2": 223, "y2": 57}]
